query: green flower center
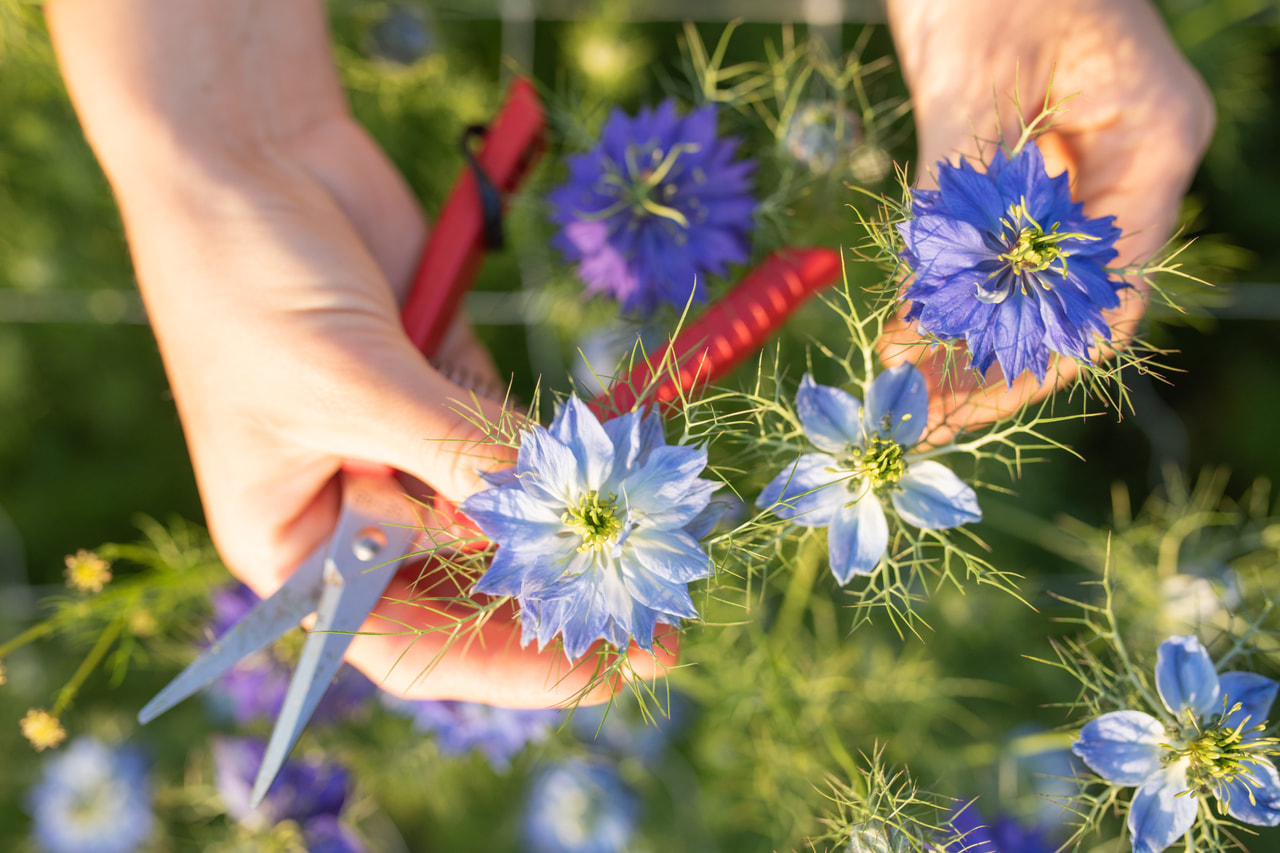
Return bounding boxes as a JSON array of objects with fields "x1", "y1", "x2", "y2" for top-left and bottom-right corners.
[
  {"x1": 846, "y1": 436, "x2": 906, "y2": 491},
  {"x1": 998, "y1": 200, "x2": 1073, "y2": 278},
  {"x1": 562, "y1": 491, "x2": 623, "y2": 552},
  {"x1": 588, "y1": 143, "x2": 703, "y2": 232},
  {"x1": 1165, "y1": 706, "x2": 1280, "y2": 800}
]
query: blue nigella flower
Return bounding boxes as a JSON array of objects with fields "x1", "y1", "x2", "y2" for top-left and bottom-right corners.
[
  {"x1": 756, "y1": 365, "x2": 981, "y2": 583},
  {"x1": 462, "y1": 396, "x2": 722, "y2": 661},
  {"x1": 25, "y1": 736, "x2": 155, "y2": 853},
  {"x1": 212, "y1": 736, "x2": 367, "y2": 853},
  {"x1": 1072, "y1": 635, "x2": 1280, "y2": 853},
  {"x1": 897, "y1": 142, "x2": 1124, "y2": 385},
  {"x1": 943, "y1": 806, "x2": 1056, "y2": 853},
  {"x1": 523, "y1": 758, "x2": 639, "y2": 853},
  {"x1": 208, "y1": 584, "x2": 376, "y2": 726},
  {"x1": 548, "y1": 98, "x2": 758, "y2": 316},
  {"x1": 382, "y1": 693, "x2": 560, "y2": 770}
]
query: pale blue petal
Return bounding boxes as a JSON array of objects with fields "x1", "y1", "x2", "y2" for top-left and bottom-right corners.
[
  {"x1": 460, "y1": 488, "x2": 564, "y2": 549},
  {"x1": 1219, "y1": 672, "x2": 1279, "y2": 739},
  {"x1": 472, "y1": 546, "x2": 528, "y2": 597},
  {"x1": 619, "y1": 444, "x2": 708, "y2": 515},
  {"x1": 756, "y1": 453, "x2": 850, "y2": 528},
  {"x1": 863, "y1": 363, "x2": 929, "y2": 446},
  {"x1": 638, "y1": 479, "x2": 716, "y2": 531},
  {"x1": 627, "y1": 527, "x2": 712, "y2": 583},
  {"x1": 827, "y1": 493, "x2": 888, "y2": 584},
  {"x1": 795, "y1": 374, "x2": 862, "y2": 453},
  {"x1": 515, "y1": 428, "x2": 581, "y2": 504},
  {"x1": 480, "y1": 466, "x2": 518, "y2": 488},
  {"x1": 1156, "y1": 635, "x2": 1221, "y2": 720},
  {"x1": 619, "y1": 552, "x2": 699, "y2": 619},
  {"x1": 682, "y1": 497, "x2": 731, "y2": 539},
  {"x1": 547, "y1": 395, "x2": 615, "y2": 491},
  {"x1": 600, "y1": 409, "x2": 646, "y2": 473},
  {"x1": 1223, "y1": 760, "x2": 1280, "y2": 827},
  {"x1": 891, "y1": 461, "x2": 981, "y2": 529},
  {"x1": 1072, "y1": 710, "x2": 1167, "y2": 786},
  {"x1": 1128, "y1": 761, "x2": 1197, "y2": 853}
]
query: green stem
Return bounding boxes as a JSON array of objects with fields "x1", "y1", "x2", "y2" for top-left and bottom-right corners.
[
  {"x1": 51, "y1": 618, "x2": 122, "y2": 717},
  {"x1": 0, "y1": 620, "x2": 56, "y2": 660}
]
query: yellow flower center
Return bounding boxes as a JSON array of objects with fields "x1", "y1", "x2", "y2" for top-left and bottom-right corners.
[
  {"x1": 562, "y1": 491, "x2": 624, "y2": 552},
  {"x1": 847, "y1": 436, "x2": 906, "y2": 491},
  {"x1": 21, "y1": 708, "x2": 66, "y2": 751},
  {"x1": 64, "y1": 549, "x2": 112, "y2": 594}
]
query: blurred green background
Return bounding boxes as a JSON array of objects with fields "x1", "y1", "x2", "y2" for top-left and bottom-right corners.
[{"x1": 2, "y1": 0, "x2": 1280, "y2": 851}]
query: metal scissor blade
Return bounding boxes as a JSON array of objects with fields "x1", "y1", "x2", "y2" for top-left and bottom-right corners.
[
  {"x1": 137, "y1": 542, "x2": 329, "y2": 724},
  {"x1": 249, "y1": 474, "x2": 422, "y2": 807}
]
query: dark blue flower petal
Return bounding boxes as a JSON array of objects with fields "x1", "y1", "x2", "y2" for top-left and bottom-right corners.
[
  {"x1": 1072, "y1": 710, "x2": 1166, "y2": 786},
  {"x1": 1155, "y1": 635, "x2": 1221, "y2": 720},
  {"x1": 1127, "y1": 761, "x2": 1197, "y2": 853},
  {"x1": 937, "y1": 156, "x2": 1005, "y2": 233}
]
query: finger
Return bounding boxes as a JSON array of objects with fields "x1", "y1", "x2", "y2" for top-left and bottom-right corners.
[{"x1": 345, "y1": 569, "x2": 678, "y2": 708}]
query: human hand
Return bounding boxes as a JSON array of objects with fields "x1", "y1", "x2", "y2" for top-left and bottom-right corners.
[
  {"x1": 881, "y1": 0, "x2": 1215, "y2": 443},
  {"x1": 47, "y1": 0, "x2": 672, "y2": 706}
]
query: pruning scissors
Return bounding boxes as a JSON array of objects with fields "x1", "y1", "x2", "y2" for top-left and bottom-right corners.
[{"x1": 138, "y1": 74, "x2": 843, "y2": 807}]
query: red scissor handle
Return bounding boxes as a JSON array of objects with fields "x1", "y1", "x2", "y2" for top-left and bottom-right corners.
[
  {"x1": 402, "y1": 77, "x2": 546, "y2": 357},
  {"x1": 592, "y1": 247, "x2": 842, "y2": 418}
]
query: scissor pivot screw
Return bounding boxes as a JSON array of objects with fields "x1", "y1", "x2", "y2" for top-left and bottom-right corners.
[{"x1": 353, "y1": 527, "x2": 388, "y2": 561}]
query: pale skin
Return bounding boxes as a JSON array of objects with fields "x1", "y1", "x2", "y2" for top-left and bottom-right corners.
[{"x1": 46, "y1": 0, "x2": 1211, "y2": 705}]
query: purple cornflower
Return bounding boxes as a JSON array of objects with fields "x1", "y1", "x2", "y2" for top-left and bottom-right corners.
[
  {"x1": 212, "y1": 736, "x2": 367, "y2": 853},
  {"x1": 757, "y1": 365, "x2": 981, "y2": 583},
  {"x1": 383, "y1": 694, "x2": 560, "y2": 770},
  {"x1": 898, "y1": 142, "x2": 1124, "y2": 385},
  {"x1": 462, "y1": 396, "x2": 722, "y2": 661},
  {"x1": 523, "y1": 758, "x2": 639, "y2": 853},
  {"x1": 943, "y1": 806, "x2": 1055, "y2": 853},
  {"x1": 1072, "y1": 635, "x2": 1280, "y2": 853},
  {"x1": 208, "y1": 584, "x2": 376, "y2": 726},
  {"x1": 548, "y1": 99, "x2": 758, "y2": 316},
  {"x1": 24, "y1": 736, "x2": 155, "y2": 853}
]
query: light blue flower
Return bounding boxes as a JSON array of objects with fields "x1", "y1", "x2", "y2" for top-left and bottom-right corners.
[
  {"x1": 1072, "y1": 635, "x2": 1280, "y2": 853},
  {"x1": 25, "y1": 736, "x2": 155, "y2": 853},
  {"x1": 756, "y1": 365, "x2": 981, "y2": 583},
  {"x1": 523, "y1": 758, "x2": 639, "y2": 853},
  {"x1": 462, "y1": 396, "x2": 722, "y2": 661}
]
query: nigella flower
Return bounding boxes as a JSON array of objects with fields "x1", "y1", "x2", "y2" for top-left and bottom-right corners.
[
  {"x1": 548, "y1": 99, "x2": 758, "y2": 315},
  {"x1": 462, "y1": 396, "x2": 721, "y2": 661},
  {"x1": 897, "y1": 142, "x2": 1124, "y2": 385},
  {"x1": 756, "y1": 365, "x2": 981, "y2": 583},
  {"x1": 1072, "y1": 635, "x2": 1280, "y2": 853},
  {"x1": 383, "y1": 694, "x2": 560, "y2": 770},
  {"x1": 24, "y1": 736, "x2": 154, "y2": 853},
  {"x1": 207, "y1": 584, "x2": 375, "y2": 726},
  {"x1": 523, "y1": 758, "x2": 639, "y2": 853},
  {"x1": 212, "y1": 736, "x2": 367, "y2": 853},
  {"x1": 943, "y1": 806, "x2": 1055, "y2": 853}
]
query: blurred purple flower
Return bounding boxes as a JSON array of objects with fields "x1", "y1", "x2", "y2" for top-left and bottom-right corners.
[
  {"x1": 25, "y1": 736, "x2": 154, "y2": 853},
  {"x1": 383, "y1": 694, "x2": 560, "y2": 770},
  {"x1": 212, "y1": 736, "x2": 366, "y2": 853},
  {"x1": 898, "y1": 142, "x2": 1124, "y2": 385},
  {"x1": 944, "y1": 806, "x2": 1055, "y2": 853},
  {"x1": 548, "y1": 99, "x2": 758, "y2": 315},
  {"x1": 208, "y1": 584, "x2": 376, "y2": 726}
]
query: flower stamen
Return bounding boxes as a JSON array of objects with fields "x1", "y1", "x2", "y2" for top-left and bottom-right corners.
[{"x1": 562, "y1": 491, "x2": 624, "y2": 552}]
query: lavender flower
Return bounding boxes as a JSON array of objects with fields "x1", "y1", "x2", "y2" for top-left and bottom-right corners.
[
  {"x1": 1072, "y1": 635, "x2": 1280, "y2": 853},
  {"x1": 462, "y1": 396, "x2": 721, "y2": 660},
  {"x1": 25, "y1": 736, "x2": 154, "y2": 853},
  {"x1": 548, "y1": 99, "x2": 758, "y2": 315},
  {"x1": 523, "y1": 758, "x2": 639, "y2": 853},
  {"x1": 208, "y1": 584, "x2": 376, "y2": 726},
  {"x1": 898, "y1": 142, "x2": 1124, "y2": 385},
  {"x1": 212, "y1": 736, "x2": 366, "y2": 853},
  {"x1": 757, "y1": 365, "x2": 981, "y2": 583},
  {"x1": 943, "y1": 806, "x2": 1055, "y2": 853},
  {"x1": 383, "y1": 694, "x2": 560, "y2": 770}
]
